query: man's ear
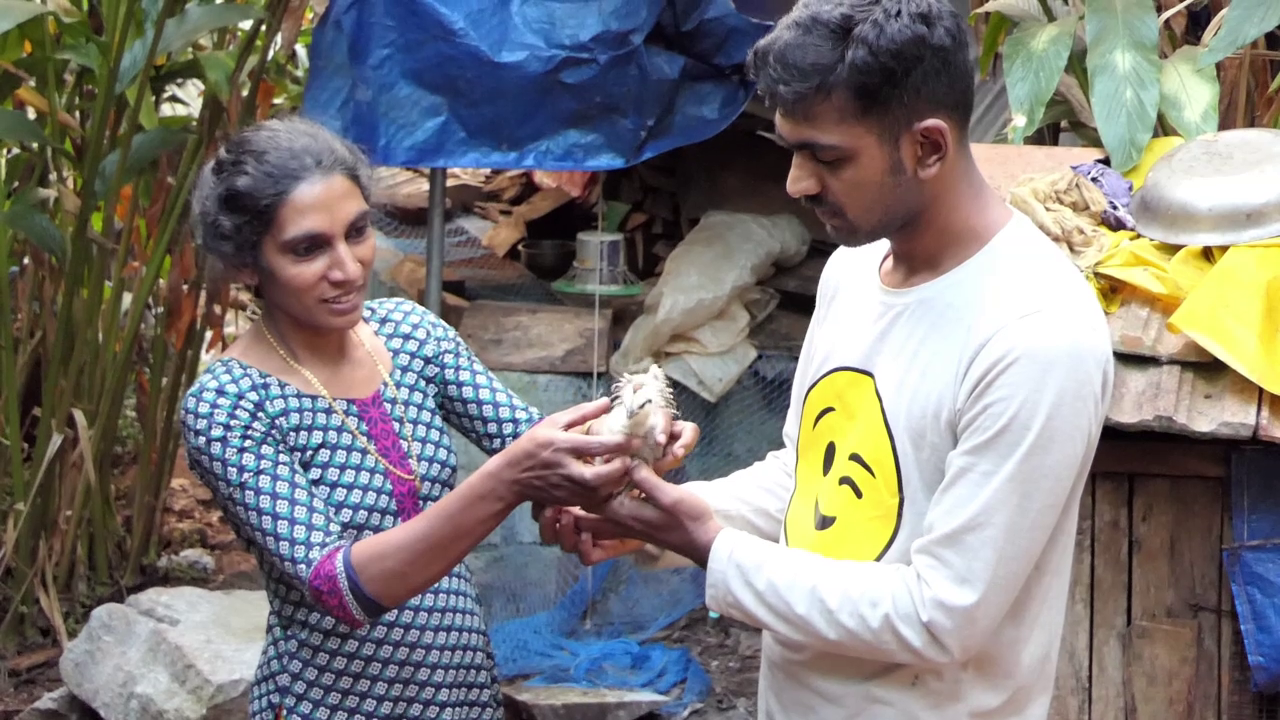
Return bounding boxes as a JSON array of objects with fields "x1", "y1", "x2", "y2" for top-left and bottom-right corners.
[{"x1": 911, "y1": 118, "x2": 952, "y2": 181}]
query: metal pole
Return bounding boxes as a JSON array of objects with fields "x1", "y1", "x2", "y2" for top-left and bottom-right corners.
[{"x1": 424, "y1": 166, "x2": 447, "y2": 315}]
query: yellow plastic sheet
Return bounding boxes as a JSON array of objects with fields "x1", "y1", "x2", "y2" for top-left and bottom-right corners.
[
  {"x1": 1090, "y1": 135, "x2": 1280, "y2": 396},
  {"x1": 1167, "y1": 241, "x2": 1280, "y2": 395}
]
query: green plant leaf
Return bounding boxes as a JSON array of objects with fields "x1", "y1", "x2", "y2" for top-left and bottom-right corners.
[
  {"x1": 1002, "y1": 14, "x2": 1079, "y2": 144},
  {"x1": 54, "y1": 21, "x2": 106, "y2": 75},
  {"x1": 0, "y1": 0, "x2": 51, "y2": 36},
  {"x1": 114, "y1": 30, "x2": 155, "y2": 95},
  {"x1": 94, "y1": 127, "x2": 193, "y2": 199},
  {"x1": 0, "y1": 106, "x2": 47, "y2": 145},
  {"x1": 1159, "y1": 45, "x2": 1220, "y2": 140},
  {"x1": 1, "y1": 202, "x2": 66, "y2": 261},
  {"x1": 1084, "y1": 0, "x2": 1161, "y2": 172},
  {"x1": 973, "y1": 0, "x2": 1071, "y2": 23},
  {"x1": 196, "y1": 49, "x2": 237, "y2": 103},
  {"x1": 156, "y1": 3, "x2": 262, "y2": 57},
  {"x1": 1198, "y1": 0, "x2": 1280, "y2": 69},
  {"x1": 978, "y1": 12, "x2": 1013, "y2": 79}
]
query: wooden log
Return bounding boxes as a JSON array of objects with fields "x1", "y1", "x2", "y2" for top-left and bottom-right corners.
[{"x1": 456, "y1": 300, "x2": 611, "y2": 374}]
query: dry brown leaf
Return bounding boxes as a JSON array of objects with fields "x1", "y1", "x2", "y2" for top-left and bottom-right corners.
[
  {"x1": 530, "y1": 170, "x2": 594, "y2": 198},
  {"x1": 482, "y1": 216, "x2": 529, "y2": 257},
  {"x1": 624, "y1": 211, "x2": 650, "y2": 232},
  {"x1": 12, "y1": 85, "x2": 81, "y2": 135},
  {"x1": 389, "y1": 255, "x2": 427, "y2": 298},
  {"x1": 1055, "y1": 73, "x2": 1096, "y2": 128},
  {"x1": 514, "y1": 187, "x2": 572, "y2": 221},
  {"x1": 279, "y1": 0, "x2": 309, "y2": 57}
]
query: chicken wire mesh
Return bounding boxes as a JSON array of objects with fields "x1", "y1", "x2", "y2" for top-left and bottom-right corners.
[{"x1": 369, "y1": 207, "x2": 797, "y2": 713}]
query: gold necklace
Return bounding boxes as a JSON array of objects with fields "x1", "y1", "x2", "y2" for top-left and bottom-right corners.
[{"x1": 260, "y1": 319, "x2": 423, "y2": 490}]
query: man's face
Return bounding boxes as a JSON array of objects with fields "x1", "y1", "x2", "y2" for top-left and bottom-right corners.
[{"x1": 774, "y1": 102, "x2": 923, "y2": 248}]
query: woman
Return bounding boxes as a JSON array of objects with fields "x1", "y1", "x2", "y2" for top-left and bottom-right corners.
[{"x1": 179, "y1": 116, "x2": 698, "y2": 720}]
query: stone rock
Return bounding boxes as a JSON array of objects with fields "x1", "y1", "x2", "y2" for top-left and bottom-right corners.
[
  {"x1": 501, "y1": 683, "x2": 670, "y2": 720},
  {"x1": 16, "y1": 688, "x2": 100, "y2": 720},
  {"x1": 156, "y1": 548, "x2": 217, "y2": 578},
  {"x1": 59, "y1": 585, "x2": 268, "y2": 720}
]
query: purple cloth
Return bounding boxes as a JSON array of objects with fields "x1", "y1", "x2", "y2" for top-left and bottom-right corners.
[{"x1": 1072, "y1": 161, "x2": 1135, "y2": 232}]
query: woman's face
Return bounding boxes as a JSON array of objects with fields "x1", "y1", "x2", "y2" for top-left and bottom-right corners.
[{"x1": 250, "y1": 173, "x2": 376, "y2": 332}]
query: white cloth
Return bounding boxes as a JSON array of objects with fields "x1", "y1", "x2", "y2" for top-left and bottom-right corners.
[{"x1": 686, "y1": 209, "x2": 1115, "y2": 719}]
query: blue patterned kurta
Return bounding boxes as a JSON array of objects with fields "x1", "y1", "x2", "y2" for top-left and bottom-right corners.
[{"x1": 180, "y1": 297, "x2": 544, "y2": 720}]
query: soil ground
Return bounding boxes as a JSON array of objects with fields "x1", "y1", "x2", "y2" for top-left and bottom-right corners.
[{"x1": 2, "y1": 448, "x2": 761, "y2": 720}]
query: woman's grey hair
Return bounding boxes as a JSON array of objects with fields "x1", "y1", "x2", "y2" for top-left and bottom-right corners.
[{"x1": 189, "y1": 116, "x2": 374, "y2": 271}]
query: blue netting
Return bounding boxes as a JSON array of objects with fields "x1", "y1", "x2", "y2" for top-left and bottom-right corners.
[{"x1": 487, "y1": 557, "x2": 712, "y2": 716}]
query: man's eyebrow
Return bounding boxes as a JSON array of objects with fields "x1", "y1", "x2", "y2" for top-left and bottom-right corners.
[{"x1": 760, "y1": 131, "x2": 845, "y2": 156}]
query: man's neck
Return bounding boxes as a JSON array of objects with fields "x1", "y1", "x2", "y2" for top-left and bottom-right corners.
[
  {"x1": 259, "y1": 309, "x2": 356, "y2": 371},
  {"x1": 880, "y1": 160, "x2": 1012, "y2": 290}
]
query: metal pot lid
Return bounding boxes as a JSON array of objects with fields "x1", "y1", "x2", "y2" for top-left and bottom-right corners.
[{"x1": 1130, "y1": 127, "x2": 1280, "y2": 247}]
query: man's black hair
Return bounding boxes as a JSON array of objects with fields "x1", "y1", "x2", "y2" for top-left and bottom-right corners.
[{"x1": 746, "y1": 0, "x2": 976, "y2": 140}]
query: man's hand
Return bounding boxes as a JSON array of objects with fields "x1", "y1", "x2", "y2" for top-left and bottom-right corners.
[
  {"x1": 554, "y1": 462, "x2": 723, "y2": 568},
  {"x1": 653, "y1": 419, "x2": 700, "y2": 474}
]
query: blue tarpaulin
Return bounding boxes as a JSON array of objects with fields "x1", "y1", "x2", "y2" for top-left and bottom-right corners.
[
  {"x1": 301, "y1": 0, "x2": 772, "y2": 171},
  {"x1": 1225, "y1": 447, "x2": 1280, "y2": 693}
]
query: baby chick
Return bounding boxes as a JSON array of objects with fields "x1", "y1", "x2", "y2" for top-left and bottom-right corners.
[
  {"x1": 589, "y1": 363, "x2": 679, "y2": 468},
  {"x1": 582, "y1": 364, "x2": 680, "y2": 567}
]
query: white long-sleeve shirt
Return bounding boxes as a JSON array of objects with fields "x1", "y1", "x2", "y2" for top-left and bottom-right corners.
[{"x1": 685, "y1": 209, "x2": 1115, "y2": 719}]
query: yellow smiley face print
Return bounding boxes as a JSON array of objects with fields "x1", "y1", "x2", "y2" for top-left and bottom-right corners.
[{"x1": 783, "y1": 367, "x2": 903, "y2": 561}]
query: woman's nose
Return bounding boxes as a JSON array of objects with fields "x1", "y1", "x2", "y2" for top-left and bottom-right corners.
[{"x1": 328, "y1": 241, "x2": 362, "y2": 281}]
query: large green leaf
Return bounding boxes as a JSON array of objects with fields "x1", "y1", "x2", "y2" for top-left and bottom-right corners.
[
  {"x1": 1084, "y1": 0, "x2": 1161, "y2": 172},
  {"x1": 196, "y1": 49, "x2": 237, "y2": 104},
  {"x1": 973, "y1": 0, "x2": 1071, "y2": 23},
  {"x1": 156, "y1": 3, "x2": 262, "y2": 56},
  {"x1": 1, "y1": 202, "x2": 66, "y2": 261},
  {"x1": 1002, "y1": 14, "x2": 1080, "y2": 144},
  {"x1": 1198, "y1": 0, "x2": 1280, "y2": 69},
  {"x1": 94, "y1": 127, "x2": 193, "y2": 199},
  {"x1": 0, "y1": 106, "x2": 47, "y2": 145},
  {"x1": 978, "y1": 12, "x2": 1013, "y2": 79},
  {"x1": 1159, "y1": 45, "x2": 1219, "y2": 140},
  {"x1": 114, "y1": 30, "x2": 156, "y2": 95},
  {"x1": 0, "y1": 0, "x2": 51, "y2": 36}
]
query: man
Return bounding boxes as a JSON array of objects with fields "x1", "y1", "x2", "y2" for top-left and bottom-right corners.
[{"x1": 543, "y1": 0, "x2": 1115, "y2": 718}]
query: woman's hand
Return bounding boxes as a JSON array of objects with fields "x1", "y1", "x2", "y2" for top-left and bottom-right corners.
[{"x1": 496, "y1": 398, "x2": 640, "y2": 510}]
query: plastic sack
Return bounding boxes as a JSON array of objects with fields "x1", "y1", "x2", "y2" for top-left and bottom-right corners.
[{"x1": 611, "y1": 211, "x2": 810, "y2": 402}]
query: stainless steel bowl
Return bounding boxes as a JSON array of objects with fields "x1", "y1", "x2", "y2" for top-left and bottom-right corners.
[{"x1": 1129, "y1": 127, "x2": 1280, "y2": 247}]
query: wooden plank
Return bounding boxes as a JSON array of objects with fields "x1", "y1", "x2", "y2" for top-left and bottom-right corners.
[
  {"x1": 1124, "y1": 619, "x2": 1200, "y2": 720},
  {"x1": 1091, "y1": 436, "x2": 1229, "y2": 478},
  {"x1": 749, "y1": 308, "x2": 810, "y2": 356},
  {"x1": 973, "y1": 142, "x2": 1104, "y2": 199},
  {"x1": 1258, "y1": 391, "x2": 1280, "y2": 443},
  {"x1": 1130, "y1": 476, "x2": 1223, "y2": 720},
  {"x1": 1220, "y1": 494, "x2": 1236, "y2": 720},
  {"x1": 1050, "y1": 478, "x2": 1093, "y2": 720},
  {"x1": 761, "y1": 252, "x2": 827, "y2": 298},
  {"x1": 1108, "y1": 289, "x2": 1215, "y2": 363},
  {"x1": 456, "y1": 300, "x2": 611, "y2": 374},
  {"x1": 1091, "y1": 474, "x2": 1131, "y2": 720},
  {"x1": 1107, "y1": 357, "x2": 1260, "y2": 441}
]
